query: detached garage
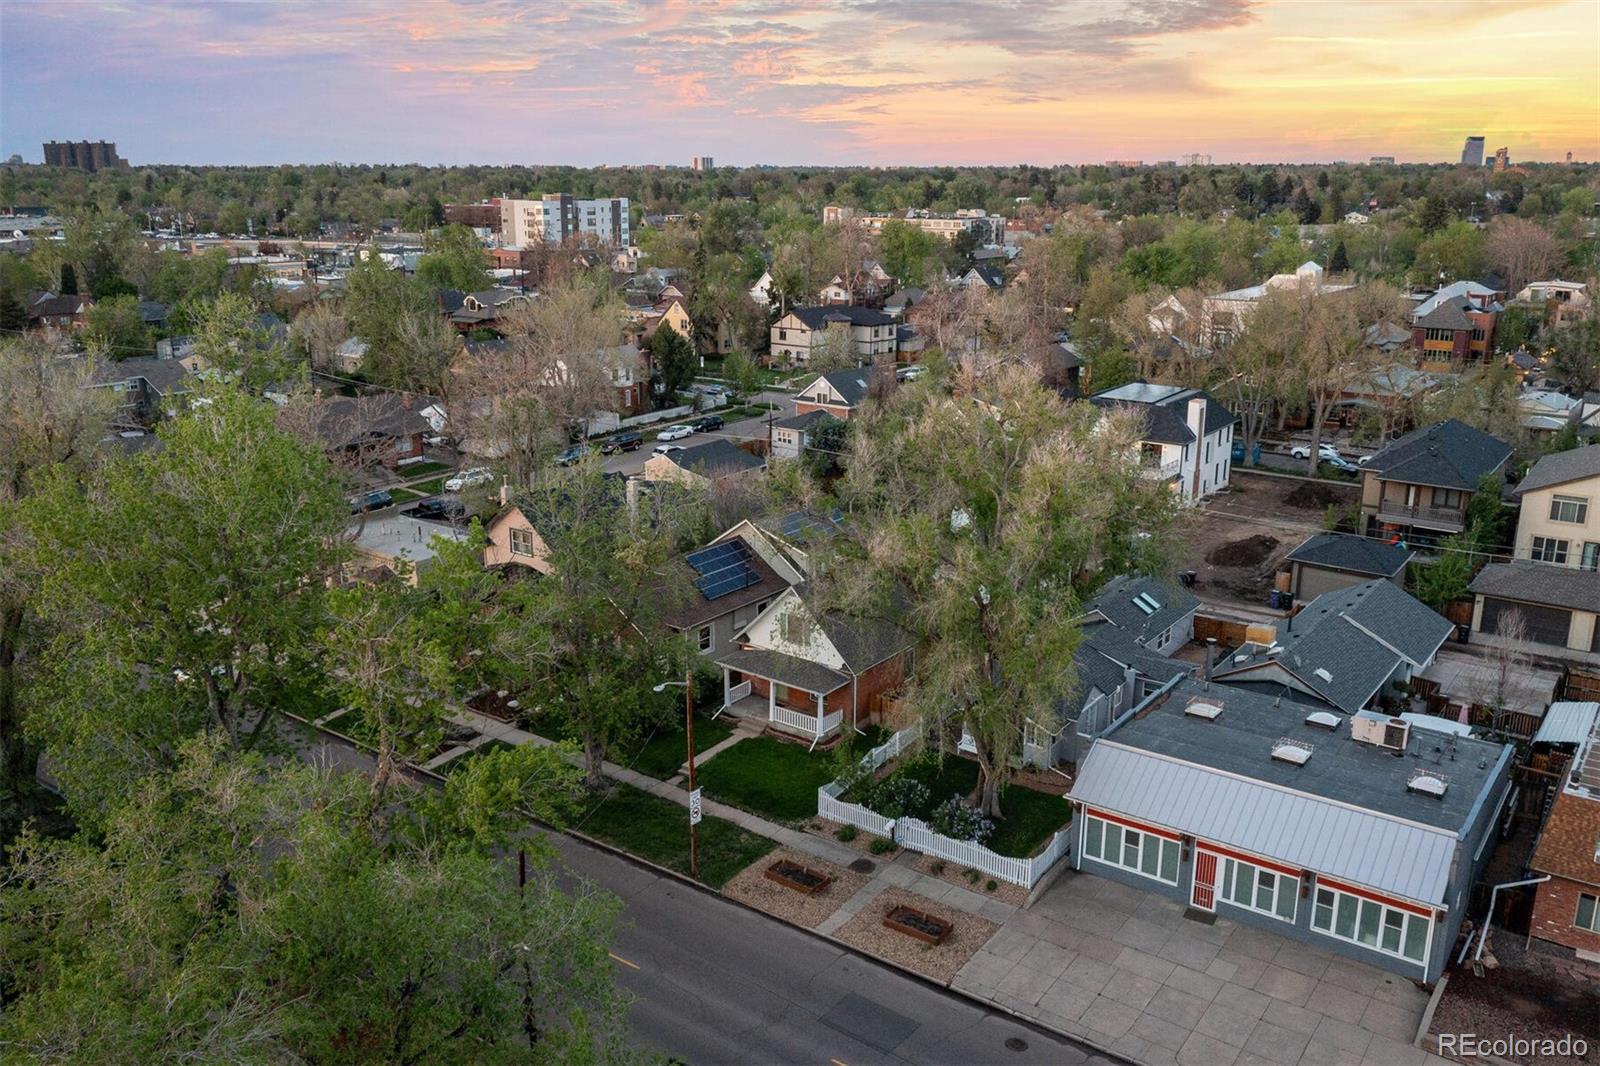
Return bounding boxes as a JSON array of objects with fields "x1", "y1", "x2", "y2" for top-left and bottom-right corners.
[{"x1": 1470, "y1": 562, "x2": 1600, "y2": 654}]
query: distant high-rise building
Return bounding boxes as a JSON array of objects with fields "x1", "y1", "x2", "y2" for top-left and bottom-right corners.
[
  {"x1": 691, "y1": 156, "x2": 715, "y2": 171},
  {"x1": 1460, "y1": 136, "x2": 1485, "y2": 167},
  {"x1": 1492, "y1": 147, "x2": 1510, "y2": 172},
  {"x1": 499, "y1": 195, "x2": 630, "y2": 248},
  {"x1": 1369, "y1": 156, "x2": 1396, "y2": 165},
  {"x1": 1180, "y1": 153, "x2": 1212, "y2": 167},
  {"x1": 42, "y1": 140, "x2": 127, "y2": 171},
  {"x1": 1567, "y1": 151, "x2": 1575, "y2": 164}
]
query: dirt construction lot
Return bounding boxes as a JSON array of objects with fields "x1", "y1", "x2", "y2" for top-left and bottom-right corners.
[{"x1": 1178, "y1": 471, "x2": 1360, "y2": 609}]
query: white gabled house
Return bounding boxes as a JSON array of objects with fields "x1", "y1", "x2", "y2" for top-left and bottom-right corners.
[{"x1": 1088, "y1": 382, "x2": 1236, "y2": 503}]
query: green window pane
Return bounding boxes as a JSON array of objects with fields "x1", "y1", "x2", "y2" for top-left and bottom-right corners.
[
  {"x1": 1159, "y1": 841, "x2": 1179, "y2": 883},
  {"x1": 1104, "y1": 824, "x2": 1122, "y2": 864},
  {"x1": 1313, "y1": 889, "x2": 1334, "y2": 931},
  {"x1": 1275, "y1": 876, "x2": 1297, "y2": 920},
  {"x1": 1335, "y1": 894, "x2": 1358, "y2": 939},
  {"x1": 1381, "y1": 909, "x2": 1404, "y2": 953},
  {"x1": 1124, "y1": 830, "x2": 1141, "y2": 869},
  {"x1": 1086, "y1": 818, "x2": 1103, "y2": 860},
  {"x1": 1255, "y1": 869, "x2": 1275, "y2": 913},
  {"x1": 1577, "y1": 893, "x2": 1598, "y2": 932},
  {"x1": 1403, "y1": 915, "x2": 1428, "y2": 962},
  {"x1": 1357, "y1": 900, "x2": 1380, "y2": 947},
  {"x1": 1141, "y1": 838, "x2": 1160, "y2": 876}
]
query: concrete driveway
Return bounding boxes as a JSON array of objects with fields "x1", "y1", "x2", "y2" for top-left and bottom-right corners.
[{"x1": 953, "y1": 871, "x2": 1447, "y2": 1066}]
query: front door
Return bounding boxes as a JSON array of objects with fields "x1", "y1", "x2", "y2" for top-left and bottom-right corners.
[{"x1": 1191, "y1": 849, "x2": 1218, "y2": 911}]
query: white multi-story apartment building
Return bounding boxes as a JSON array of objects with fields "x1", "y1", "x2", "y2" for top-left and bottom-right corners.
[{"x1": 499, "y1": 195, "x2": 630, "y2": 248}]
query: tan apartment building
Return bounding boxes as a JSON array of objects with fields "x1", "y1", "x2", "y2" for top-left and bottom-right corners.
[
  {"x1": 769, "y1": 306, "x2": 897, "y2": 366},
  {"x1": 1512, "y1": 445, "x2": 1600, "y2": 571}
]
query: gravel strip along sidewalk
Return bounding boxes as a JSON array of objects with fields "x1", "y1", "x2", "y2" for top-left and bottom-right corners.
[
  {"x1": 833, "y1": 886, "x2": 1000, "y2": 985},
  {"x1": 721, "y1": 848, "x2": 871, "y2": 929}
]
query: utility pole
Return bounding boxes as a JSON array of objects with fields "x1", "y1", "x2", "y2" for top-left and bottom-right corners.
[{"x1": 685, "y1": 667, "x2": 699, "y2": 879}]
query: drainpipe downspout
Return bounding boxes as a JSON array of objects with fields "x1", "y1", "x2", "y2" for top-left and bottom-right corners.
[{"x1": 1469, "y1": 875, "x2": 1550, "y2": 965}]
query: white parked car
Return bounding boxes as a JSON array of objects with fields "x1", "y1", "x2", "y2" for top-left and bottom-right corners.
[
  {"x1": 656, "y1": 424, "x2": 694, "y2": 442},
  {"x1": 443, "y1": 466, "x2": 494, "y2": 493},
  {"x1": 653, "y1": 443, "x2": 685, "y2": 456},
  {"x1": 1291, "y1": 442, "x2": 1342, "y2": 461}
]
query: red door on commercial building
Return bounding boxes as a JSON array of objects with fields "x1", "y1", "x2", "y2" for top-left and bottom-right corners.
[{"x1": 1191, "y1": 849, "x2": 1218, "y2": 910}]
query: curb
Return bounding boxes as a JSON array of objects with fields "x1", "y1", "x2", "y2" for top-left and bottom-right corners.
[{"x1": 566, "y1": 827, "x2": 1132, "y2": 1065}]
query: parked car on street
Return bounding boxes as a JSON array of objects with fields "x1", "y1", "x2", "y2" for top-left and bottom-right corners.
[
  {"x1": 555, "y1": 444, "x2": 589, "y2": 466},
  {"x1": 656, "y1": 424, "x2": 694, "y2": 442},
  {"x1": 690, "y1": 415, "x2": 724, "y2": 432},
  {"x1": 896, "y1": 364, "x2": 926, "y2": 381},
  {"x1": 444, "y1": 467, "x2": 494, "y2": 492},
  {"x1": 1323, "y1": 456, "x2": 1360, "y2": 474},
  {"x1": 600, "y1": 431, "x2": 643, "y2": 454},
  {"x1": 406, "y1": 497, "x2": 466, "y2": 520},
  {"x1": 349, "y1": 489, "x2": 393, "y2": 514},
  {"x1": 1291, "y1": 442, "x2": 1342, "y2": 461},
  {"x1": 653, "y1": 443, "x2": 685, "y2": 456}
]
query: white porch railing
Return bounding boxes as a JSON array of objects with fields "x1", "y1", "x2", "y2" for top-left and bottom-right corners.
[
  {"x1": 770, "y1": 704, "x2": 843, "y2": 742},
  {"x1": 716, "y1": 680, "x2": 752, "y2": 718},
  {"x1": 1140, "y1": 458, "x2": 1182, "y2": 481}
]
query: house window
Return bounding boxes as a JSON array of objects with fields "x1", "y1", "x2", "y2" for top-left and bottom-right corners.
[
  {"x1": 1311, "y1": 885, "x2": 1429, "y2": 963},
  {"x1": 1550, "y1": 495, "x2": 1589, "y2": 524},
  {"x1": 509, "y1": 528, "x2": 536, "y2": 557},
  {"x1": 1582, "y1": 543, "x2": 1600, "y2": 572},
  {"x1": 778, "y1": 329, "x2": 787, "y2": 340},
  {"x1": 1221, "y1": 857, "x2": 1297, "y2": 922},
  {"x1": 1577, "y1": 893, "x2": 1600, "y2": 933},
  {"x1": 1082, "y1": 814, "x2": 1180, "y2": 885},
  {"x1": 1430, "y1": 488, "x2": 1462, "y2": 509},
  {"x1": 696, "y1": 625, "x2": 713, "y2": 652},
  {"x1": 1530, "y1": 536, "x2": 1569, "y2": 564},
  {"x1": 780, "y1": 611, "x2": 808, "y2": 645}
]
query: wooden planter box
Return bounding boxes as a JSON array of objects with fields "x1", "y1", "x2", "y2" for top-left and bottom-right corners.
[
  {"x1": 883, "y1": 904, "x2": 952, "y2": 945},
  {"x1": 764, "y1": 859, "x2": 834, "y2": 896}
]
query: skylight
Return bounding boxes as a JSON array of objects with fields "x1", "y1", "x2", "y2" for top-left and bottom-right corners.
[
  {"x1": 1305, "y1": 711, "x2": 1341, "y2": 731},
  {"x1": 1272, "y1": 738, "x2": 1313, "y2": 766},
  {"x1": 1408, "y1": 769, "x2": 1449, "y2": 798},
  {"x1": 1132, "y1": 592, "x2": 1162, "y2": 615},
  {"x1": 1313, "y1": 667, "x2": 1333, "y2": 683},
  {"x1": 1185, "y1": 699, "x2": 1223, "y2": 720}
]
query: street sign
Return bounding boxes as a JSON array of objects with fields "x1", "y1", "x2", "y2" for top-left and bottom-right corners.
[{"x1": 688, "y1": 788, "x2": 703, "y2": 826}]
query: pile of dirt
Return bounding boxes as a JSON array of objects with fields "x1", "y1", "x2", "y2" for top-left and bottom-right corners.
[
  {"x1": 1283, "y1": 481, "x2": 1348, "y2": 510},
  {"x1": 1207, "y1": 534, "x2": 1279, "y2": 567}
]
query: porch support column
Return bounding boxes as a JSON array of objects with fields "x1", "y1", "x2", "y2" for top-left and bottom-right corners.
[
  {"x1": 768, "y1": 682, "x2": 775, "y2": 722},
  {"x1": 816, "y1": 692, "x2": 825, "y2": 736},
  {"x1": 721, "y1": 665, "x2": 730, "y2": 707}
]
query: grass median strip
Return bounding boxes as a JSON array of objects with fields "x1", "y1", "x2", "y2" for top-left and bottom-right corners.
[{"x1": 576, "y1": 782, "x2": 776, "y2": 889}]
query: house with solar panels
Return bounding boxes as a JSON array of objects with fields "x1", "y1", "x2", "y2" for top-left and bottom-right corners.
[
  {"x1": 665, "y1": 533, "x2": 800, "y2": 660},
  {"x1": 1068, "y1": 677, "x2": 1513, "y2": 983},
  {"x1": 712, "y1": 584, "x2": 914, "y2": 747}
]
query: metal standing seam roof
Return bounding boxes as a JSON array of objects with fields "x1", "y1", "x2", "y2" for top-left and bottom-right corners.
[
  {"x1": 1532, "y1": 702, "x2": 1600, "y2": 746},
  {"x1": 1069, "y1": 741, "x2": 1461, "y2": 905}
]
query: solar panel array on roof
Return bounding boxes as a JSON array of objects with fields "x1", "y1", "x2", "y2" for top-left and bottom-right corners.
[{"x1": 687, "y1": 540, "x2": 761, "y2": 600}]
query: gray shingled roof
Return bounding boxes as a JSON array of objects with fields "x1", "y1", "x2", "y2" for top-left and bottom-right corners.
[
  {"x1": 1287, "y1": 533, "x2": 1414, "y2": 578},
  {"x1": 807, "y1": 368, "x2": 871, "y2": 408},
  {"x1": 791, "y1": 305, "x2": 894, "y2": 329},
  {"x1": 1088, "y1": 383, "x2": 1234, "y2": 445},
  {"x1": 1083, "y1": 574, "x2": 1199, "y2": 646},
  {"x1": 1414, "y1": 297, "x2": 1474, "y2": 331},
  {"x1": 1514, "y1": 445, "x2": 1600, "y2": 496},
  {"x1": 1214, "y1": 580, "x2": 1453, "y2": 714},
  {"x1": 665, "y1": 439, "x2": 764, "y2": 478},
  {"x1": 91, "y1": 355, "x2": 193, "y2": 395},
  {"x1": 771, "y1": 409, "x2": 831, "y2": 432},
  {"x1": 791, "y1": 584, "x2": 914, "y2": 673},
  {"x1": 1470, "y1": 560, "x2": 1600, "y2": 614},
  {"x1": 715, "y1": 647, "x2": 850, "y2": 694},
  {"x1": 1363, "y1": 419, "x2": 1512, "y2": 491}
]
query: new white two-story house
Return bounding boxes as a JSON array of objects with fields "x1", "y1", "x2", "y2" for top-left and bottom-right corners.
[{"x1": 1088, "y1": 382, "x2": 1236, "y2": 503}]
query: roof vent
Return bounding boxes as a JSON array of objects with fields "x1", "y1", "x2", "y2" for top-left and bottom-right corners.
[
  {"x1": 1185, "y1": 698, "x2": 1223, "y2": 720},
  {"x1": 1234, "y1": 654, "x2": 1250, "y2": 664},
  {"x1": 1305, "y1": 711, "x2": 1341, "y2": 730},
  {"x1": 1313, "y1": 667, "x2": 1333, "y2": 683},
  {"x1": 1408, "y1": 769, "x2": 1448, "y2": 797},
  {"x1": 1272, "y1": 738, "x2": 1314, "y2": 765}
]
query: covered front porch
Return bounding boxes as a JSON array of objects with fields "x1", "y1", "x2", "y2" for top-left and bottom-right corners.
[{"x1": 714, "y1": 647, "x2": 848, "y2": 749}]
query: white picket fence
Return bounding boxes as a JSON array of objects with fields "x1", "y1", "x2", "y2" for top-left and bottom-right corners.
[{"x1": 813, "y1": 720, "x2": 1073, "y2": 889}]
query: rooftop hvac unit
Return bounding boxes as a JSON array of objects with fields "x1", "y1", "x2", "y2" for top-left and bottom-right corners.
[{"x1": 1351, "y1": 712, "x2": 1410, "y2": 751}]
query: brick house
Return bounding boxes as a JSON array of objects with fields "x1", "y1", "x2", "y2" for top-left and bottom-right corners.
[
  {"x1": 1528, "y1": 708, "x2": 1600, "y2": 956},
  {"x1": 1410, "y1": 280, "x2": 1502, "y2": 369}
]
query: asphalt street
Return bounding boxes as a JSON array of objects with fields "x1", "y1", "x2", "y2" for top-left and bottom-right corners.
[
  {"x1": 287, "y1": 724, "x2": 1115, "y2": 1066},
  {"x1": 602, "y1": 390, "x2": 797, "y2": 477}
]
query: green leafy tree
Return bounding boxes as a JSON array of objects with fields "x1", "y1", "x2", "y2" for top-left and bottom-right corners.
[
  {"x1": 651, "y1": 323, "x2": 696, "y2": 398},
  {"x1": 803, "y1": 413, "x2": 849, "y2": 480},
  {"x1": 877, "y1": 220, "x2": 943, "y2": 288},
  {"x1": 190, "y1": 291, "x2": 301, "y2": 392},
  {"x1": 1412, "y1": 221, "x2": 1487, "y2": 285},
  {"x1": 0, "y1": 735, "x2": 629, "y2": 1064},
  {"x1": 346, "y1": 249, "x2": 456, "y2": 391},
  {"x1": 1328, "y1": 240, "x2": 1350, "y2": 275},
  {"x1": 22, "y1": 387, "x2": 348, "y2": 817},
  {"x1": 416, "y1": 223, "x2": 491, "y2": 292},
  {"x1": 0, "y1": 289, "x2": 26, "y2": 334},
  {"x1": 722, "y1": 349, "x2": 763, "y2": 399},
  {"x1": 830, "y1": 366, "x2": 1176, "y2": 815},
  {"x1": 80, "y1": 294, "x2": 153, "y2": 359},
  {"x1": 1548, "y1": 315, "x2": 1600, "y2": 395},
  {"x1": 488, "y1": 465, "x2": 701, "y2": 788}
]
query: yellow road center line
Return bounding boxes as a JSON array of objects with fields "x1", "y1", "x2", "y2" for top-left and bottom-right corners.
[{"x1": 608, "y1": 952, "x2": 641, "y2": 970}]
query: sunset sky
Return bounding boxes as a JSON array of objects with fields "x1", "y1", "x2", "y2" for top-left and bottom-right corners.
[{"x1": 3, "y1": 0, "x2": 1597, "y2": 166}]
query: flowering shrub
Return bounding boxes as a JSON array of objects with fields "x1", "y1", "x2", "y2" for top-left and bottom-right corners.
[
  {"x1": 929, "y1": 795, "x2": 993, "y2": 844},
  {"x1": 867, "y1": 775, "x2": 931, "y2": 819}
]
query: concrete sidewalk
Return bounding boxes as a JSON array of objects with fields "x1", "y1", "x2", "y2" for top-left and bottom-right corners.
[{"x1": 953, "y1": 872, "x2": 1448, "y2": 1066}]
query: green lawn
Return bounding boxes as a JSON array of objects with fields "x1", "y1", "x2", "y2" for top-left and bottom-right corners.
[
  {"x1": 622, "y1": 714, "x2": 736, "y2": 779},
  {"x1": 697, "y1": 736, "x2": 837, "y2": 823},
  {"x1": 399, "y1": 460, "x2": 451, "y2": 477},
  {"x1": 898, "y1": 756, "x2": 1072, "y2": 858},
  {"x1": 575, "y1": 782, "x2": 776, "y2": 888},
  {"x1": 409, "y1": 476, "x2": 447, "y2": 496},
  {"x1": 387, "y1": 488, "x2": 425, "y2": 504}
]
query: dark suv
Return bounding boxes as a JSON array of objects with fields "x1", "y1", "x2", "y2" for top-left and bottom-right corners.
[
  {"x1": 600, "y1": 431, "x2": 643, "y2": 454},
  {"x1": 690, "y1": 415, "x2": 724, "y2": 433},
  {"x1": 349, "y1": 489, "x2": 393, "y2": 514}
]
